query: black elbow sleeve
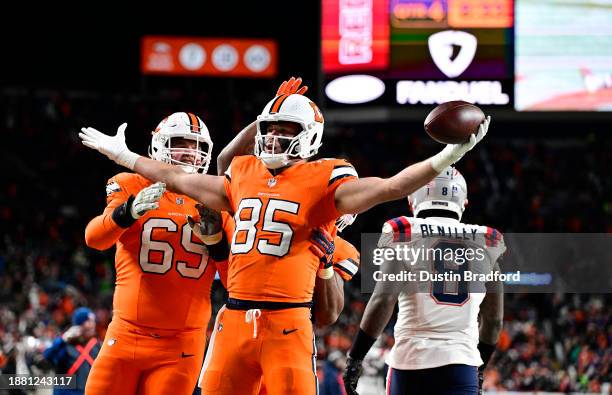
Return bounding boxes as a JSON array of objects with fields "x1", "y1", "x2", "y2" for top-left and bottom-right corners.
[{"x1": 112, "y1": 195, "x2": 137, "y2": 228}]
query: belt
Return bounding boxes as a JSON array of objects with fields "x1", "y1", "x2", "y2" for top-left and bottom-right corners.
[{"x1": 226, "y1": 297, "x2": 313, "y2": 311}]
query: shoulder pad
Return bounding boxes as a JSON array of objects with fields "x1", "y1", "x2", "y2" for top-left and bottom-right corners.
[
  {"x1": 106, "y1": 172, "x2": 138, "y2": 196},
  {"x1": 485, "y1": 227, "x2": 504, "y2": 247},
  {"x1": 382, "y1": 216, "x2": 413, "y2": 243}
]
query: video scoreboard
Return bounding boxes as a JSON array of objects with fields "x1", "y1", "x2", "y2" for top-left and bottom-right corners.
[{"x1": 322, "y1": 0, "x2": 612, "y2": 111}]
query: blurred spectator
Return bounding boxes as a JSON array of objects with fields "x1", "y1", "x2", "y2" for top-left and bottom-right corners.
[
  {"x1": 43, "y1": 307, "x2": 100, "y2": 394},
  {"x1": 320, "y1": 350, "x2": 347, "y2": 395}
]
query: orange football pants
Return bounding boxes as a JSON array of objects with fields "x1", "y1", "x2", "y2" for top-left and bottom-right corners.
[
  {"x1": 198, "y1": 305, "x2": 317, "y2": 395},
  {"x1": 85, "y1": 317, "x2": 206, "y2": 395}
]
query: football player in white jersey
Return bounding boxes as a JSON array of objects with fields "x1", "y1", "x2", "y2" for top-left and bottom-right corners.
[{"x1": 343, "y1": 167, "x2": 504, "y2": 395}]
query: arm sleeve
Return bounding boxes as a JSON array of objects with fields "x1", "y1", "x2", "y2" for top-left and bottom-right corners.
[
  {"x1": 84, "y1": 176, "x2": 132, "y2": 250},
  {"x1": 333, "y1": 236, "x2": 360, "y2": 281}
]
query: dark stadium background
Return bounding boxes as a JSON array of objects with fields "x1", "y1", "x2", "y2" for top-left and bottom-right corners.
[{"x1": 0, "y1": 2, "x2": 610, "y2": 394}]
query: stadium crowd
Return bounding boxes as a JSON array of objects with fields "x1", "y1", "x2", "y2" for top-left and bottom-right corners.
[{"x1": 0, "y1": 90, "x2": 610, "y2": 393}]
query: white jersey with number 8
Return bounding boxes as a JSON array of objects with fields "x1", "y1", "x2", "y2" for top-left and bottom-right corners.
[{"x1": 377, "y1": 216, "x2": 506, "y2": 370}]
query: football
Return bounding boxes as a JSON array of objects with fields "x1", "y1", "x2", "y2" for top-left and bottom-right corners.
[{"x1": 424, "y1": 101, "x2": 485, "y2": 144}]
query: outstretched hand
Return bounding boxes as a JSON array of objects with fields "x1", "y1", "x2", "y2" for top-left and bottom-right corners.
[
  {"x1": 79, "y1": 123, "x2": 140, "y2": 169},
  {"x1": 431, "y1": 115, "x2": 491, "y2": 172}
]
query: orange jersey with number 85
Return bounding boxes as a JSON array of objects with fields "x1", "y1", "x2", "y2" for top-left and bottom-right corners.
[{"x1": 223, "y1": 156, "x2": 357, "y2": 303}]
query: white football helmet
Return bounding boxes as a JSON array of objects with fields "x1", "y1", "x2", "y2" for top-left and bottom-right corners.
[
  {"x1": 149, "y1": 112, "x2": 213, "y2": 174},
  {"x1": 255, "y1": 94, "x2": 324, "y2": 169},
  {"x1": 408, "y1": 166, "x2": 468, "y2": 220},
  {"x1": 336, "y1": 214, "x2": 357, "y2": 233}
]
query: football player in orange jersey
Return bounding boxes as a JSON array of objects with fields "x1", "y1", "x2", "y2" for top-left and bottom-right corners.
[
  {"x1": 212, "y1": 78, "x2": 359, "y2": 327},
  {"x1": 190, "y1": 79, "x2": 358, "y2": 395},
  {"x1": 79, "y1": 77, "x2": 490, "y2": 394},
  {"x1": 83, "y1": 112, "x2": 231, "y2": 395}
]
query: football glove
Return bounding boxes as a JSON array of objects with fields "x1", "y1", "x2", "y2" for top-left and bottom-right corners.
[
  {"x1": 187, "y1": 204, "x2": 223, "y2": 245},
  {"x1": 111, "y1": 182, "x2": 165, "y2": 228},
  {"x1": 130, "y1": 182, "x2": 165, "y2": 219},
  {"x1": 310, "y1": 228, "x2": 335, "y2": 279},
  {"x1": 276, "y1": 76, "x2": 308, "y2": 96},
  {"x1": 430, "y1": 116, "x2": 490, "y2": 172},
  {"x1": 79, "y1": 123, "x2": 140, "y2": 170},
  {"x1": 343, "y1": 357, "x2": 363, "y2": 395}
]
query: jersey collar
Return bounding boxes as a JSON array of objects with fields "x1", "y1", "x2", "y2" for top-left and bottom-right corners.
[{"x1": 425, "y1": 216, "x2": 461, "y2": 224}]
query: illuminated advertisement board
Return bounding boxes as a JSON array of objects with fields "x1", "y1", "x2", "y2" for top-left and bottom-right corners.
[
  {"x1": 322, "y1": 0, "x2": 514, "y2": 107},
  {"x1": 515, "y1": 0, "x2": 612, "y2": 111},
  {"x1": 141, "y1": 36, "x2": 277, "y2": 78}
]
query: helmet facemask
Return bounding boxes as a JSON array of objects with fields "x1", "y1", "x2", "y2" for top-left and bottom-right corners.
[
  {"x1": 255, "y1": 120, "x2": 321, "y2": 169},
  {"x1": 255, "y1": 94, "x2": 324, "y2": 169},
  {"x1": 151, "y1": 135, "x2": 212, "y2": 174},
  {"x1": 149, "y1": 113, "x2": 213, "y2": 174}
]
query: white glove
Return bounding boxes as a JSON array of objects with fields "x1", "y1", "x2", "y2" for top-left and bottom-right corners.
[
  {"x1": 79, "y1": 123, "x2": 140, "y2": 170},
  {"x1": 130, "y1": 182, "x2": 166, "y2": 219},
  {"x1": 430, "y1": 116, "x2": 491, "y2": 173},
  {"x1": 62, "y1": 325, "x2": 82, "y2": 342}
]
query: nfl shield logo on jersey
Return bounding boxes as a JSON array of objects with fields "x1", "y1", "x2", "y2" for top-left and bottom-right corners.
[
  {"x1": 176, "y1": 197, "x2": 184, "y2": 205},
  {"x1": 267, "y1": 178, "x2": 277, "y2": 188}
]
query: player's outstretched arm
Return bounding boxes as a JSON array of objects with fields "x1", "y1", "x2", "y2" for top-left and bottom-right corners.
[
  {"x1": 79, "y1": 123, "x2": 231, "y2": 211},
  {"x1": 133, "y1": 158, "x2": 229, "y2": 212},
  {"x1": 335, "y1": 117, "x2": 490, "y2": 215},
  {"x1": 217, "y1": 121, "x2": 257, "y2": 175}
]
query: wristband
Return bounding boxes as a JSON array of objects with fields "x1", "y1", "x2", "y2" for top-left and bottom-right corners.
[
  {"x1": 116, "y1": 151, "x2": 140, "y2": 170},
  {"x1": 317, "y1": 266, "x2": 334, "y2": 279},
  {"x1": 430, "y1": 149, "x2": 455, "y2": 173},
  {"x1": 112, "y1": 195, "x2": 137, "y2": 228},
  {"x1": 349, "y1": 329, "x2": 377, "y2": 361}
]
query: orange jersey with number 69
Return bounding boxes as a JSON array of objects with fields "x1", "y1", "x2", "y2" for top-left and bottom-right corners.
[
  {"x1": 85, "y1": 173, "x2": 229, "y2": 331},
  {"x1": 223, "y1": 156, "x2": 358, "y2": 303}
]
